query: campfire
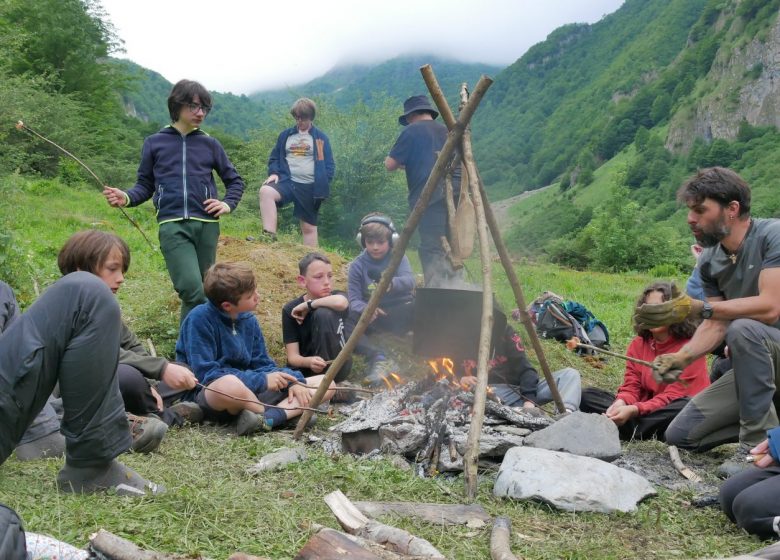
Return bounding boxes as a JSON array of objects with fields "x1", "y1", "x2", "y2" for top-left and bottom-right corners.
[{"x1": 332, "y1": 357, "x2": 553, "y2": 477}]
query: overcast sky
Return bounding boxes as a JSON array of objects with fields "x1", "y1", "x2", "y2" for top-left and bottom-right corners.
[{"x1": 100, "y1": 0, "x2": 624, "y2": 95}]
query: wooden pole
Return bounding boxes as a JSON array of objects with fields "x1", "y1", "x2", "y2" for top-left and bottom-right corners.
[
  {"x1": 420, "y1": 64, "x2": 565, "y2": 414},
  {"x1": 293, "y1": 75, "x2": 494, "y2": 439},
  {"x1": 461, "y1": 115, "x2": 494, "y2": 501}
]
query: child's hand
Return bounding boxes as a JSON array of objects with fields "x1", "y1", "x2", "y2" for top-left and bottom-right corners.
[
  {"x1": 263, "y1": 174, "x2": 279, "y2": 186},
  {"x1": 291, "y1": 301, "x2": 310, "y2": 324},
  {"x1": 267, "y1": 372, "x2": 299, "y2": 392},
  {"x1": 605, "y1": 399, "x2": 626, "y2": 416},
  {"x1": 308, "y1": 356, "x2": 328, "y2": 373},
  {"x1": 606, "y1": 404, "x2": 638, "y2": 426},
  {"x1": 204, "y1": 198, "x2": 230, "y2": 216},
  {"x1": 162, "y1": 363, "x2": 197, "y2": 390},
  {"x1": 289, "y1": 383, "x2": 311, "y2": 407},
  {"x1": 103, "y1": 186, "x2": 127, "y2": 207}
]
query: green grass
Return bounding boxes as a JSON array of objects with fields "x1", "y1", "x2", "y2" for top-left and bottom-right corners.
[{"x1": 0, "y1": 174, "x2": 768, "y2": 558}]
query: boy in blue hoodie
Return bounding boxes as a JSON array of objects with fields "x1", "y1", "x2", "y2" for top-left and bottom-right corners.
[
  {"x1": 103, "y1": 79, "x2": 245, "y2": 323},
  {"x1": 346, "y1": 213, "x2": 416, "y2": 385},
  {"x1": 176, "y1": 262, "x2": 334, "y2": 435}
]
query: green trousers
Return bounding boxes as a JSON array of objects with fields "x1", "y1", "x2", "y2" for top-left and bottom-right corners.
[{"x1": 159, "y1": 220, "x2": 219, "y2": 323}]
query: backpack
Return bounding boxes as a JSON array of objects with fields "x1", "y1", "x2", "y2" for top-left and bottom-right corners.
[
  {"x1": 526, "y1": 293, "x2": 609, "y2": 354},
  {"x1": 562, "y1": 301, "x2": 610, "y2": 349}
]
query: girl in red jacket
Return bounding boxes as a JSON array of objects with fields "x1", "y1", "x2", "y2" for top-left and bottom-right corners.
[{"x1": 580, "y1": 281, "x2": 710, "y2": 441}]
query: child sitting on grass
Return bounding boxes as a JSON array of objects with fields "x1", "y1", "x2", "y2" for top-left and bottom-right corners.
[
  {"x1": 346, "y1": 213, "x2": 415, "y2": 385},
  {"x1": 282, "y1": 252, "x2": 351, "y2": 381},
  {"x1": 177, "y1": 262, "x2": 334, "y2": 434},
  {"x1": 580, "y1": 281, "x2": 709, "y2": 441}
]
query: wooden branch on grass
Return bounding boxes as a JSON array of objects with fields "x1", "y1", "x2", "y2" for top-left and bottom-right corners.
[
  {"x1": 668, "y1": 445, "x2": 703, "y2": 482},
  {"x1": 304, "y1": 525, "x2": 430, "y2": 560},
  {"x1": 354, "y1": 502, "x2": 491, "y2": 526},
  {"x1": 293, "y1": 74, "x2": 493, "y2": 439},
  {"x1": 89, "y1": 529, "x2": 177, "y2": 560},
  {"x1": 324, "y1": 490, "x2": 446, "y2": 558},
  {"x1": 490, "y1": 517, "x2": 520, "y2": 560}
]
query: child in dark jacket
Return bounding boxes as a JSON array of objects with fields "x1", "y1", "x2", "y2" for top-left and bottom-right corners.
[
  {"x1": 177, "y1": 262, "x2": 334, "y2": 434},
  {"x1": 103, "y1": 79, "x2": 244, "y2": 323},
  {"x1": 346, "y1": 213, "x2": 415, "y2": 385}
]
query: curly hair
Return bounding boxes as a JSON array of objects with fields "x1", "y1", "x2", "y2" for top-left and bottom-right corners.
[{"x1": 634, "y1": 281, "x2": 699, "y2": 340}]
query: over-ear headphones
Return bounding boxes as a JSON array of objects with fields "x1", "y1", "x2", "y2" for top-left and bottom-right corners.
[{"x1": 355, "y1": 213, "x2": 400, "y2": 248}]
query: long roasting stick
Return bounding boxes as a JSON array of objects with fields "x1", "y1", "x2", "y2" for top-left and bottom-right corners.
[{"x1": 566, "y1": 337, "x2": 654, "y2": 368}]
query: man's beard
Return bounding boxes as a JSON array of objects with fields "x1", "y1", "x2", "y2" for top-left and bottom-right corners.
[{"x1": 694, "y1": 213, "x2": 730, "y2": 248}]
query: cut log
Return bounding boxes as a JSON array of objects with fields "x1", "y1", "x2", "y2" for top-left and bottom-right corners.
[
  {"x1": 324, "y1": 490, "x2": 445, "y2": 558},
  {"x1": 458, "y1": 392, "x2": 552, "y2": 429},
  {"x1": 305, "y1": 526, "x2": 431, "y2": 560},
  {"x1": 89, "y1": 529, "x2": 178, "y2": 559},
  {"x1": 295, "y1": 528, "x2": 384, "y2": 560},
  {"x1": 490, "y1": 517, "x2": 520, "y2": 560},
  {"x1": 354, "y1": 501, "x2": 491, "y2": 526}
]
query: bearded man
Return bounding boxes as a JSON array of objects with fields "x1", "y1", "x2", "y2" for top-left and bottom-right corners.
[{"x1": 634, "y1": 167, "x2": 780, "y2": 473}]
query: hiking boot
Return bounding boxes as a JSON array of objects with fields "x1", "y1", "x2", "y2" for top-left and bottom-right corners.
[
  {"x1": 364, "y1": 358, "x2": 399, "y2": 388},
  {"x1": 128, "y1": 413, "x2": 168, "y2": 453},
  {"x1": 717, "y1": 443, "x2": 753, "y2": 479},
  {"x1": 14, "y1": 431, "x2": 66, "y2": 461},
  {"x1": 236, "y1": 409, "x2": 272, "y2": 436},
  {"x1": 169, "y1": 401, "x2": 204, "y2": 425},
  {"x1": 57, "y1": 459, "x2": 165, "y2": 497}
]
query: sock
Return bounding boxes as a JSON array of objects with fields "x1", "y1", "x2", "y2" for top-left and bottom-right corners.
[
  {"x1": 263, "y1": 407, "x2": 289, "y2": 429},
  {"x1": 57, "y1": 459, "x2": 165, "y2": 497}
]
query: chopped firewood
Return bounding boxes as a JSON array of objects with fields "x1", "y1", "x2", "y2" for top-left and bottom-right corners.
[
  {"x1": 353, "y1": 501, "x2": 491, "y2": 526},
  {"x1": 490, "y1": 517, "x2": 520, "y2": 560},
  {"x1": 89, "y1": 529, "x2": 182, "y2": 559},
  {"x1": 668, "y1": 445, "x2": 702, "y2": 482},
  {"x1": 229, "y1": 554, "x2": 272, "y2": 560},
  {"x1": 295, "y1": 528, "x2": 384, "y2": 559},
  {"x1": 305, "y1": 526, "x2": 430, "y2": 560},
  {"x1": 324, "y1": 490, "x2": 446, "y2": 558}
]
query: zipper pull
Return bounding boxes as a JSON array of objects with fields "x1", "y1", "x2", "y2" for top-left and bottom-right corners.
[{"x1": 232, "y1": 320, "x2": 237, "y2": 335}]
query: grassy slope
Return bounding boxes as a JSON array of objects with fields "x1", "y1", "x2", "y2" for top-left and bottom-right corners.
[{"x1": 0, "y1": 176, "x2": 763, "y2": 558}]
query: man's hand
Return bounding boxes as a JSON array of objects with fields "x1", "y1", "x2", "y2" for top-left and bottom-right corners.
[
  {"x1": 161, "y1": 363, "x2": 197, "y2": 390},
  {"x1": 460, "y1": 375, "x2": 478, "y2": 391},
  {"x1": 634, "y1": 284, "x2": 704, "y2": 329},
  {"x1": 651, "y1": 352, "x2": 691, "y2": 384},
  {"x1": 204, "y1": 198, "x2": 230, "y2": 217}
]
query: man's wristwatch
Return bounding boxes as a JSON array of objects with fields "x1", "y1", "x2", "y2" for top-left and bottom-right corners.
[
  {"x1": 306, "y1": 299, "x2": 314, "y2": 312},
  {"x1": 701, "y1": 302, "x2": 714, "y2": 319}
]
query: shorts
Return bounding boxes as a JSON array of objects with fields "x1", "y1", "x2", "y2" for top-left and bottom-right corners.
[
  {"x1": 272, "y1": 180, "x2": 323, "y2": 226},
  {"x1": 194, "y1": 384, "x2": 289, "y2": 423}
]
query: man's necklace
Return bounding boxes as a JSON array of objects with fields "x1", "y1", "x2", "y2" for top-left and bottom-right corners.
[{"x1": 723, "y1": 219, "x2": 753, "y2": 264}]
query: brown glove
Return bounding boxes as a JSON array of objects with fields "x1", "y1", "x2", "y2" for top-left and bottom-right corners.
[
  {"x1": 651, "y1": 351, "x2": 692, "y2": 385},
  {"x1": 634, "y1": 283, "x2": 704, "y2": 329}
]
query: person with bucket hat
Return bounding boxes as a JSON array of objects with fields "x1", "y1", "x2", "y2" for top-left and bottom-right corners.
[{"x1": 385, "y1": 95, "x2": 462, "y2": 286}]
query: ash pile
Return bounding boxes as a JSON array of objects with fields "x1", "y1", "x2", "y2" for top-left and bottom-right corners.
[{"x1": 331, "y1": 361, "x2": 553, "y2": 477}]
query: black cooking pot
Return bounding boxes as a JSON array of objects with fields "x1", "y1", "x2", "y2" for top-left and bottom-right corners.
[{"x1": 412, "y1": 287, "x2": 507, "y2": 360}]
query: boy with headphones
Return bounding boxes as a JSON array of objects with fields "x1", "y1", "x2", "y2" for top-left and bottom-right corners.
[{"x1": 347, "y1": 213, "x2": 416, "y2": 385}]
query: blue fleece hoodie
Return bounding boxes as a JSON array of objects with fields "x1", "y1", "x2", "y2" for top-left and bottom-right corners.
[
  {"x1": 125, "y1": 126, "x2": 244, "y2": 223},
  {"x1": 268, "y1": 125, "x2": 335, "y2": 199},
  {"x1": 176, "y1": 301, "x2": 304, "y2": 395}
]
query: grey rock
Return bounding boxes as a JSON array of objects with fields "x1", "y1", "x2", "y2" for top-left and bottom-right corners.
[
  {"x1": 494, "y1": 447, "x2": 656, "y2": 513},
  {"x1": 524, "y1": 411, "x2": 621, "y2": 461},
  {"x1": 246, "y1": 447, "x2": 307, "y2": 474}
]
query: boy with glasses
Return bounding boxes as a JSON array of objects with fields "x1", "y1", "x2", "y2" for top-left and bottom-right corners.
[{"x1": 103, "y1": 79, "x2": 245, "y2": 323}]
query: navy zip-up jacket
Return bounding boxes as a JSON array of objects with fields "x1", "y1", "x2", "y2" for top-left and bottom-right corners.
[
  {"x1": 125, "y1": 126, "x2": 244, "y2": 223},
  {"x1": 268, "y1": 125, "x2": 335, "y2": 199}
]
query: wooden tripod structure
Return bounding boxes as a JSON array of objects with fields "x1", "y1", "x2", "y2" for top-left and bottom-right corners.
[{"x1": 294, "y1": 66, "x2": 562, "y2": 501}]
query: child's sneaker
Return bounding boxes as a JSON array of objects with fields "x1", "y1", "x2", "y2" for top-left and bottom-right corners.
[
  {"x1": 236, "y1": 409, "x2": 272, "y2": 436},
  {"x1": 169, "y1": 401, "x2": 204, "y2": 424},
  {"x1": 128, "y1": 413, "x2": 168, "y2": 453}
]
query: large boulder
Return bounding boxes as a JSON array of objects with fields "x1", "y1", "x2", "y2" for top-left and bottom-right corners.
[
  {"x1": 494, "y1": 446, "x2": 656, "y2": 513},
  {"x1": 524, "y1": 411, "x2": 621, "y2": 461}
]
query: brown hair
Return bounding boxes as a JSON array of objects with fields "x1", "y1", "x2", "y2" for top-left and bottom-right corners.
[
  {"x1": 57, "y1": 230, "x2": 130, "y2": 275},
  {"x1": 677, "y1": 167, "x2": 751, "y2": 216},
  {"x1": 290, "y1": 97, "x2": 316, "y2": 121},
  {"x1": 298, "y1": 252, "x2": 330, "y2": 275},
  {"x1": 204, "y1": 262, "x2": 256, "y2": 306},
  {"x1": 168, "y1": 79, "x2": 212, "y2": 122},
  {"x1": 634, "y1": 281, "x2": 698, "y2": 339}
]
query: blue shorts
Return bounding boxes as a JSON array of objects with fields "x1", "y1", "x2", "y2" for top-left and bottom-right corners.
[{"x1": 272, "y1": 180, "x2": 323, "y2": 226}]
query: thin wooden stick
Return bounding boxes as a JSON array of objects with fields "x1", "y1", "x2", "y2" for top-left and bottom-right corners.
[
  {"x1": 197, "y1": 382, "x2": 320, "y2": 412},
  {"x1": 459, "y1": 85, "x2": 494, "y2": 502},
  {"x1": 291, "y1": 379, "x2": 380, "y2": 395},
  {"x1": 568, "y1": 338, "x2": 654, "y2": 368},
  {"x1": 668, "y1": 445, "x2": 702, "y2": 482},
  {"x1": 420, "y1": 65, "x2": 565, "y2": 415},
  {"x1": 15, "y1": 120, "x2": 156, "y2": 252},
  {"x1": 293, "y1": 75, "x2": 493, "y2": 439}
]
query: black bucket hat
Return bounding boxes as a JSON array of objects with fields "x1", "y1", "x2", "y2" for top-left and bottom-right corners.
[{"x1": 398, "y1": 95, "x2": 439, "y2": 126}]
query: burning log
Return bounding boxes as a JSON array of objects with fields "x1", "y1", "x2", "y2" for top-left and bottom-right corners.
[
  {"x1": 457, "y1": 392, "x2": 552, "y2": 430},
  {"x1": 324, "y1": 490, "x2": 446, "y2": 559},
  {"x1": 415, "y1": 395, "x2": 449, "y2": 476}
]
